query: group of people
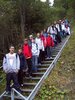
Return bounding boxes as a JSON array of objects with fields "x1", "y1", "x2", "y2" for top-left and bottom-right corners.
[{"x1": 2, "y1": 19, "x2": 71, "y2": 94}]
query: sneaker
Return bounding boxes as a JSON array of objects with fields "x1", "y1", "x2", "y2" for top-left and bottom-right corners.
[
  {"x1": 50, "y1": 57, "x2": 53, "y2": 59},
  {"x1": 38, "y1": 63, "x2": 41, "y2": 66},
  {"x1": 21, "y1": 84, "x2": 23, "y2": 87},
  {"x1": 6, "y1": 91, "x2": 11, "y2": 95},
  {"x1": 29, "y1": 75, "x2": 32, "y2": 79},
  {"x1": 46, "y1": 57, "x2": 49, "y2": 59}
]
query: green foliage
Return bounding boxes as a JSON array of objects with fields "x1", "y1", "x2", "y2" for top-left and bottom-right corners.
[
  {"x1": 36, "y1": 85, "x2": 68, "y2": 100},
  {"x1": 54, "y1": 0, "x2": 75, "y2": 21}
]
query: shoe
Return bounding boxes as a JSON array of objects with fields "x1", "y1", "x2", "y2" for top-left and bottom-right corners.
[
  {"x1": 6, "y1": 91, "x2": 11, "y2": 95},
  {"x1": 50, "y1": 57, "x2": 53, "y2": 59},
  {"x1": 30, "y1": 76, "x2": 32, "y2": 79},
  {"x1": 46, "y1": 57, "x2": 49, "y2": 59},
  {"x1": 21, "y1": 84, "x2": 23, "y2": 87},
  {"x1": 25, "y1": 73, "x2": 30, "y2": 77},
  {"x1": 38, "y1": 63, "x2": 41, "y2": 66}
]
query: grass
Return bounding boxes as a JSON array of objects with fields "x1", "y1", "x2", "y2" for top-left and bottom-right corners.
[{"x1": 35, "y1": 28, "x2": 75, "y2": 100}]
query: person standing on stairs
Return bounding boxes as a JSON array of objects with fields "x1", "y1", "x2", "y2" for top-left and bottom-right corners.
[
  {"x1": 35, "y1": 33, "x2": 44, "y2": 66},
  {"x1": 46, "y1": 33, "x2": 54, "y2": 59},
  {"x1": 22, "y1": 38, "x2": 32, "y2": 77},
  {"x1": 3, "y1": 45, "x2": 21, "y2": 94},
  {"x1": 31, "y1": 38, "x2": 40, "y2": 73},
  {"x1": 18, "y1": 48, "x2": 28, "y2": 86}
]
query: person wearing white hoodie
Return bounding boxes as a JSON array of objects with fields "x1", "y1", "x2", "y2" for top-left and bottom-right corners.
[
  {"x1": 31, "y1": 38, "x2": 39, "y2": 72},
  {"x1": 3, "y1": 45, "x2": 21, "y2": 94},
  {"x1": 35, "y1": 33, "x2": 44, "y2": 65}
]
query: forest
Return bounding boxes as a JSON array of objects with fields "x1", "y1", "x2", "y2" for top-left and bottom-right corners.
[{"x1": 0, "y1": 0, "x2": 75, "y2": 60}]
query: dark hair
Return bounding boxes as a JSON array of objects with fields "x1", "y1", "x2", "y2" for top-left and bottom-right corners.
[{"x1": 9, "y1": 45, "x2": 14, "y2": 49}]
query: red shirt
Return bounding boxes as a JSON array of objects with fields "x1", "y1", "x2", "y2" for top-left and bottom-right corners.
[{"x1": 23, "y1": 44, "x2": 32, "y2": 59}]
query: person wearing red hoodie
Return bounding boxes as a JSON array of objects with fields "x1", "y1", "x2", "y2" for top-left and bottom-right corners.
[
  {"x1": 22, "y1": 38, "x2": 32, "y2": 77},
  {"x1": 46, "y1": 33, "x2": 54, "y2": 59}
]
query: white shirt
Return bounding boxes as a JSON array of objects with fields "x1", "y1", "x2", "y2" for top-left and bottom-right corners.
[
  {"x1": 35, "y1": 38, "x2": 44, "y2": 51},
  {"x1": 8, "y1": 53, "x2": 16, "y2": 66},
  {"x1": 61, "y1": 23, "x2": 65, "y2": 31},
  {"x1": 32, "y1": 43, "x2": 39, "y2": 56},
  {"x1": 47, "y1": 26, "x2": 51, "y2": 33},
  {"x1": 50, "y1": 27, "x2": 57, "y2": 35}
]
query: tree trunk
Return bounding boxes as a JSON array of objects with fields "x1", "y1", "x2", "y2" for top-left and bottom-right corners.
[{"x1": 20, "y1": 0, "x2": 25, "y2": 40}]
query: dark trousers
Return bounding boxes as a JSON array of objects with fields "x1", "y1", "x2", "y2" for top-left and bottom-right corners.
[
  {"x1": 45, "y1": 47, "x2": 47, "y2": 57},
  {"x1": 6, "y1": 72, "x2": 20, "y2": 92},
  {"x1": 47, "y1": 46, "x2": 52, "y2": 58},
  {"x1": 56, "y1": 32, "x2": 61, "y2": 43},
  {"x1": 26, "y1": 58, "x2": 32, "y2": 75},
  {"x1": 18, "y1": 69, "x2": 24, "y2": 85},
  {"x1": 38, "y1": 50, "x2": 43, "y2": 64},
  {"x1": 42, "y1": 51, "x2": 45, "y2": 61}
]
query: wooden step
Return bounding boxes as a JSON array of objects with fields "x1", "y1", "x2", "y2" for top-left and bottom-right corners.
[
  {"x1": 38, "y1": 68, "x2": 47, "y2": 71},
  {"x1": 32, "y1": 72, "x2": 44, "y2": 75},
  {"x1": 25, "y1": 77, "x2": 41, "y2": 80},
  {"x1": 23, "y1": 83, "x2": 37, "y2": 86},
  {"x1": 52, "y1": 55, "x2": 57, "y2": 57},
  {"x1": 45, "y1": 57, "x2": 54, "y2": 61},
  {"x1": 41, "y1": 64, "x2": 50, "y2": 67},
  {"x1": 42, "y1": 60, "x2": 52, "y2": 64},
  {"x1": 21, "y1": 89, "x2": 32, "y2": 93}
]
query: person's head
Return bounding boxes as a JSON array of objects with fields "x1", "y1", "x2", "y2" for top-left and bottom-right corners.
[
  {"x1": 48, "y1": 33, "x2": 50, "y2": 36},
  {"x1": 59, "y1": 20, "x2": 61, "y2": 23},
  {"x1": 24, "y1": 38, "x2": 28, "y2": 44},
  {"x1": 54, "y1": 21, "x2": 56, "y2": 25},
  {"x1": 9, "y1": 45, "x2": 15, "y2": 54},
  {"x1": 40, "y1": 31, "x2": 43, "y2": 35},
  {"x1": 37, "y1": 33, "x2": 40, "y2": 38},
  {"x1": 29, "y1": 35, "x2": 33, "y2": 40},
  {"x1": 18, "y1": 48, "x2": 22, "y2": 54},
  {"x1": 32, "y1": 38, "x2": 35, "y2": 43},
  {"x1": 43, "y1": 29, "x2": 46, "y2": 32}
]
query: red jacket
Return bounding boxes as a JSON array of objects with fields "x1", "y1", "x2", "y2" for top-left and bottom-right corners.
[
  {"x1": 23, "y1": 44, "x2": 32, "y2": 59},
  {"x1": 40, "y1": 35, "x2": 47, "y2": 48},
  {"x1": 46, "y1": 36, "x2": 54, "y2": 47}
]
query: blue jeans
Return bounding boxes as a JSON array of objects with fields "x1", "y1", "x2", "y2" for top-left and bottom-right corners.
[
  {"x1": 51, "y1": 34, "x2": 56, "y2": 41},
  {"x1": 32, "y1": 56, "x2": 38, "y2": 72},
  {"x1": 47, "y1": 46, "x2": 52, "y2": 58}
]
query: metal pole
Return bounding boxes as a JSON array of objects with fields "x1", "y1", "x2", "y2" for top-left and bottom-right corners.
[{"x1": 11, "y1": 89, "x2": 15, "y2": 100}]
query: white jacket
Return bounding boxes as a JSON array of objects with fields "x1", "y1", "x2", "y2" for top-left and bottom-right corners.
[
  {"x1": 31, "y1": 43, "x2": 40, "y2": 56},
  {"x1": 35, "y1": 38, "x2": 44, "y2": 51},
  {"x1": 61, "y1": 23, "x2": 65, "y2": 31},
  {"x1": 3, "y1": 53, "x2": 20, "y2": 73},
  {"x1": 50, "y1": 27, "x2": 57, "y2": 35}
]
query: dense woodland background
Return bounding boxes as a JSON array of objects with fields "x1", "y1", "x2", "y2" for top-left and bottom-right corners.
[{"x1": 0, "y1": 0, "x2": 75, "y2": 59}]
